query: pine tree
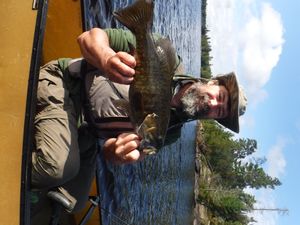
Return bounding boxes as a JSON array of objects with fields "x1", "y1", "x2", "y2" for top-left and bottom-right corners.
[{"x1": 197, "y1": 120, "x2": 281, "y2": 224}]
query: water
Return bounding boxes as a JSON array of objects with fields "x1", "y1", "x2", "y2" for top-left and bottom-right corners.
[{"x1": 84, "y1": 1, "x2": 202, "y2": 224}]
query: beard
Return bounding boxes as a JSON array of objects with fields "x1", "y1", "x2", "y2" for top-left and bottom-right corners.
[{"x1": 180, "y1": 82, "x2": 210, "y2": 118}]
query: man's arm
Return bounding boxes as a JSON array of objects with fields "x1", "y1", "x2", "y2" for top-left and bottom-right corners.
[
  {"x1": 77, "y1": 28, "x2": 145, "y2": 164},
  {"x1": 77, "y1": 28, "x2": 136, "y2": 84}
]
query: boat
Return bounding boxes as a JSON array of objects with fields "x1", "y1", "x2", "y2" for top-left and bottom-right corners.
[{"x1": 0, "y1": 1, "x2": 101, "y2": 224}]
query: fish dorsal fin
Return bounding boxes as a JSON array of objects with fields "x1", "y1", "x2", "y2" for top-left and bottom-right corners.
[
  {"x1": 113, "y1": 0, "x2": 154, "y2": 33},
  {"x1": 155, "y1": 38, "x2": 177, "y2": 78}
]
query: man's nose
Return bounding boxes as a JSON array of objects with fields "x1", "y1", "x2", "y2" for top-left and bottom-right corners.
[
  {"x1": 209, "y1": 98, "x2": 226, "y2": 110},
  {"x1": 209, "y1": 98, "x2": 218, "y2": 106}
]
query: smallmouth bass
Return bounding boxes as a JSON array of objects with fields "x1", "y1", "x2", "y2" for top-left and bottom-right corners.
[{"x1": 113, "y1": 0, "x2": 177, "y2": 154}]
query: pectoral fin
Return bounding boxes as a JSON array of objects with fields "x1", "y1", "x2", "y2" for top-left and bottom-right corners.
[
  {"x1": 136, "y1": 113, "x2": 160, "y2": 155},
  {"x1": 136, "y1": 113, "x2": 158, "y2": 137}
]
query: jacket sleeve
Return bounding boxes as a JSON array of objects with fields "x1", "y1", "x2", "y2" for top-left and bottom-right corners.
[
  {"x1": 105, "y1": 28, "x2": 183, "y2": 74},
  {"x1": 104, "y1": 28, "x2": 136, "y2": 53}
]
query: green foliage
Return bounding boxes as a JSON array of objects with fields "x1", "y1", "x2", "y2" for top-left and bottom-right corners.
[
  {"x1": 233, "y1": 139, "x2": 257, "y2": 160},
  {"x1": 197, "y1": 120, "x2": 281, "y2": 224},
  {"x1": 198, "y1": 185, "x2": 255, "y2": 224},
  {"x1": 200, "y1": 0, "x2": 212, "y2": 79},
  {"x1": 201, "y1": 35, "x2": 212, "y2": 79},
  {"x1": 201, "y1": 120, "x2": 281, "y2": 190},
  {"x1": 233, "y1": 160, "x2": 281, "y2": 189}
]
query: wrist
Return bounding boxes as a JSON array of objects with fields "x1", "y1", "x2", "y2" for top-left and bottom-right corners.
[{"x1": 100, "y1": 47, "x2": 116, "y2": 71}]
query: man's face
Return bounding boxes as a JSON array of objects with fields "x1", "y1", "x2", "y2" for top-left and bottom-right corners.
[{"x1": 181, "y1": 81, "x2": 229, "y2": 119}]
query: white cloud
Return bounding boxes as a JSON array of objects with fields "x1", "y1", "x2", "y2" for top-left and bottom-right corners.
[
  {"x1": 246, "y1": 137, "x2": 287, "y2": 225},
  {"x1": 207, "y1": 0, "x2": 285, "y2": 106},
  {"x1": 248, "y1": 189, "x2": 278, "y2": 225},
  {"x1": 240, "y1": 3, "x2": 284, "y2": 92},
  {"x1": 267, "y1": 137, "x2": 287, "y2": 178},
  {"x1": 206, "y1": 0, "x2": 238, "y2": 74}
]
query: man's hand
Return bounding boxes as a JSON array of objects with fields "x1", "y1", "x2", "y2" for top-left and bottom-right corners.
[
  {"x1": 103, "y1": 133, "x2": 145, "y2": 164},
  {"x1": 77, "y1": 28, "x2": 136, "y2": 84},
  {"x1": 105, "y1": 51, "x2": 136, "y2": 84}
]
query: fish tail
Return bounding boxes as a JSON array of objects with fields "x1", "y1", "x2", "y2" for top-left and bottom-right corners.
[{"x1": 113, "y1": 0, "x2": 154, "y2": 33}]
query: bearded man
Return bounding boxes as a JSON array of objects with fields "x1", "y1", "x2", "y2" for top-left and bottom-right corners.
[{"x1": 31, "y1": 28, "x2": 247, "y2": 213}]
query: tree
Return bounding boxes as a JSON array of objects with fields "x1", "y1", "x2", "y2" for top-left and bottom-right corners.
[
  {"x1": 198, "y1": 186, "x2": 255, "y2": 224},
  {"x1": 200, "y1": 120, "x2": 281, "y2": 190},
  {"x1": 232, "y1": 160, "x2": 281, "y2": 189}
]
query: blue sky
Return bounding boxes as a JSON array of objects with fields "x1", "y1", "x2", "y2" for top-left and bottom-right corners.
[{"x1": 207, "y1": 0, "x2": 300, "y2": 224}]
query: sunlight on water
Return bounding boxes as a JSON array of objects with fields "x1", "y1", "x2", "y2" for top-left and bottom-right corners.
[{"x1": 85, "y1": 1, "x2": 202, "y2": 224}]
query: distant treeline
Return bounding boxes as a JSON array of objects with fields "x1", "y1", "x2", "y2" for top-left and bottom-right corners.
[
  {"x1": 201, "y1": 0, "x2": 212, "y2": 79},
  {"x1": 197, "y1": 0, "x2": 282, "y2": 224}
]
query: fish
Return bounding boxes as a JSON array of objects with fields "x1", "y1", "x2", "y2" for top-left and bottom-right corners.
[{"x1": 113, "y1": 0, "x2": 177, "y2": 154}]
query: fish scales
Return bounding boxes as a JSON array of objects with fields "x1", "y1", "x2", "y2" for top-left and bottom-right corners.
[
  {"x1": 133, "y1": 31, "x2": 174, "y2": 123},
  {"x1": 113, "y1": 0, "x2": 176, "y2": 154}
]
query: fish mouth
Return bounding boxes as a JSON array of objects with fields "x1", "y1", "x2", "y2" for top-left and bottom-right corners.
[
  {"x1": 139, "y1": 137, "x2": 164, "y2": 155},
  {"x1": 139, "y1": 140, "x2": 157, "y2": 155},
  {"x1": 142, "y1": 146, "x2": 157, "y2": 155}
]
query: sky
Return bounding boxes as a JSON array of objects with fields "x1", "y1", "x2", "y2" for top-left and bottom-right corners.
[{"x1": 207, "y1": 0, "x2": 300, "y2": 224}]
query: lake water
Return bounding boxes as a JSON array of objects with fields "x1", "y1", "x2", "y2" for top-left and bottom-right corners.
[{"x1": 84, "y1": 1, "x2": 202, "y2": 224}]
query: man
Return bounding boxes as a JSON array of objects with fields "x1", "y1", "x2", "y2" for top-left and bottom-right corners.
[
  {"x1": 31, "y1": 28, "x2": 247, "y2": 213},
  {"x1": 77, "y1": 28, "x2": 247, "y2": 163}
]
